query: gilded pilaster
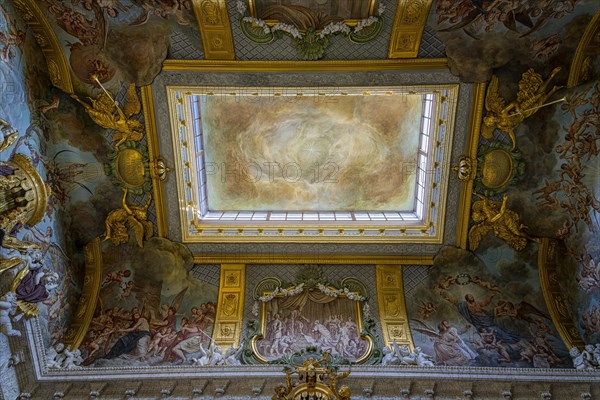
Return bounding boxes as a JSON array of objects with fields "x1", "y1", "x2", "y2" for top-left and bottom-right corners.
[
  {"x1": 213, "y1": 264, "x2": 246, "y2": 351},
  {"x1": 376, "y1": 265, "x2": 414, "y2": 350},
  {"x1": 191, "y1": 0, "x2": 235, "y2": 60},
  {"x1": 388, "y1": 0, "x2": 433, "y2": 58}
]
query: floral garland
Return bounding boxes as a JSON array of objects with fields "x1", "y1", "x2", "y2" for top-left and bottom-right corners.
[{"x1": 237, "y1": 0, "x2": 385, "y2": 41}]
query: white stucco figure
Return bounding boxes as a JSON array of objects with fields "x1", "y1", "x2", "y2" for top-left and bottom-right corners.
[{"x1": 0, "y1": 292, "x2": 21, "y2": 337}]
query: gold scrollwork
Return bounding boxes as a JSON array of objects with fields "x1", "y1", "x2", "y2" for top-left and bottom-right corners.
[
  {"x1": 388, "y1": 0, "x2": 432, "y2": 58},
  {"x1": 191, "y1": 0, "x2": 235, "y2": 59},
  {"x1": 568, "y1": 7, "x2": 600, "y2": 87},
  {"x1": 376, "y1": 265, "x2": 414, "y2": 349},
  {"x1": 213, "y1": 264, "x2": 246, "y2": 351}
]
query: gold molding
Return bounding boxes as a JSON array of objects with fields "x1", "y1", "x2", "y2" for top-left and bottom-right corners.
[
  {"x1": 191, "y1": 0, "x2": 235, "y2": 60},
  {"x1": 64, "y1": 238, "x2": 103, "y2": 350},
  {"x1": 538, "y1": 238, "x2": 584, "y2": 350},
  {"x1": 376, "y1": 265, "x2": 414, "y2": 350},
  {"x1": 12, "y1": 0, "x2": 73, "y2": 93},
  {"x1": 140, "y1": 85, "x2": 168, "y2": 237},
  {"x1": 388, "y1": 0, "x2": 434, "y2": 58},
  {"x1": 194, "y1": 254, "x2": 434, "y2": 265},
  {"x1": 213, "y1": 264, "x2": 246, "y2": 351},
  {"x1": 9, "y1": 154, "x2": 49, "y2": 227},
  {"x1": 456, "y1": 82, "x2": 487, "y2": 249},
  {"x1": 568, "y1": 7, "x2": 600, "y2": 87},
  {"x1": 162, "y1": 58, "x2": 448, "y2": 71}
]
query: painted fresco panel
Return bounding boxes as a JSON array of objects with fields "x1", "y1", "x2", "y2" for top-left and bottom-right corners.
[
  {"x1": 251, "y1": 0, "x2": 372, "y2": 21},
  {"x1": 406, "y1": 244, "x2": 572, "y2": 368},
  {"x1": 81, "y1": 239, "x2": 219, "y2": 367},
  {"x1": 201, "y1": 93, "x2": 422, "y2": 211}
]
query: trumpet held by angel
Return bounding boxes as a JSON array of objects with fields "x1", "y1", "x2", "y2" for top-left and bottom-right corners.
[
  {"x1": 482, "y1": 67, "x2": 563, "y2": 150},
  {"x1": 71, "y1": 82, "x2": 143, "y2": 150}
]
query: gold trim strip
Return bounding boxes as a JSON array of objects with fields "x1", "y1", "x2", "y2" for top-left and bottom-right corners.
[
  {"x1": 194, "y1": 254, "x2": 434, "y2": 265},
  {"x1": 538, "y1": 238, "x2": 584, "y2": 350},
  {"x1": 64, "y1": 238, "x2": 103, "y2": 349},
  {"x1": 213, "y1": 264, "x2": 246, "y2": 351},
  {"x1": 140, "y1": 85, "x2": 168, "y2": 237},
  {"x1": 12, "y1": 0, "x2": 73, "y2": 93},
  {"x1": 568, "y1": 7, "x2": 600, "y2": 87},
  {"x1": 191, "y1": 0, "x2": 235, "y2": 60},
  {"x1": 388, "y1": 0, "x2": 434, "y2": 58},
  {"x1": 163, "y1": 58, "x2": 448, "y2": 71},
  {"x1": 376, "y1": 265, "x2": 414, "y2": 350},
  {"x1": 456, "y1": 82, "x2": 487, "y2": 249}
]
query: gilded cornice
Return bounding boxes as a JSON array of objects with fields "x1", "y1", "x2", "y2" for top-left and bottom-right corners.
[
  {"x1": 193, "y1": 254, "x2": 433, "y2": 265},
  {"x1": 456, "y1": 82, "x2": 486, "y2": 249},
  {"x1": 162, "y1": 58, "x2": 448, "y2": 71},
  {"x1": 12, "y1": 0, "x2": 73, "y2": 93}
]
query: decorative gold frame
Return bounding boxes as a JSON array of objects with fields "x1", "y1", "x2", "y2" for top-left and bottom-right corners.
[
  {"x1": 246, "y1": 0, "x2": 377, "y2": 27},
  {"x1": 455, "y1": 82, "x2": 486, "y2": 249},
  {"x1": 166, "y1": 83, "x2": 458, "y2": 243},
  {"x1": 250, "y1": 290, "x2": 374, "y2": 364}
]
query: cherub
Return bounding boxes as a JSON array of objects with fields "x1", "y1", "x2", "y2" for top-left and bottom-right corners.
[
  {"x1": 482, "y1": 67, "x2": 563, "y2": 150},
  {"x1": 418, "y1": 301, "x2": 437, "y2": 319},
  {"x1": 120, "y1": 281, "x2": 134, "y2": 299},
  {"x1": 435, "y1": 275, "x2": 457, "y2": 291},
  {"x1": 470, "y1": 276, "x2": 501, "y2": 293},
  {"x1": 101, "y1": 269, "x2": 131, "y2": 287},
  {"x1": 0, "y1": 292, "x2": 22, "y2": 337},
  {"x1": 469, "y1": 193, "x2": 536, "y2": 251}
]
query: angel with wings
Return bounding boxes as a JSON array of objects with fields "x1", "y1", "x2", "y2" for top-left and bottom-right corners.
[
  {"x1": 104, "y1": 188, "x2": 153, "y2": 248},
  {"x1": 482, "y1": 67, "x2": 562, "y2": 150},
  {"x1": 469, "y1": 193, "x2": 535, "y2": 252},
  {"x1": 412, "y1": 319, "x2": 477, "y2": 366},
  {"x1": 71, "y1": 82, "x2": 143, "y2": 150}
]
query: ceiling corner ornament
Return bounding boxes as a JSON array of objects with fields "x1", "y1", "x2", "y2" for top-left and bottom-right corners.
[
  {"x1": 237, "y1": 0, "x2": 384, "y2": 60},
  {"x1": 568, "y1": 7, "x2": 600, "y2": 87},
  {"x1": 475, "y1": 143, "x2": 524, "y2": 196},
  {"x1": 452, "y1": 155, "x2": 473, "y2": 182},
  {"x1": 482, "y1": 68, "x2": 564, "y2": 151},
  {"x1": 192, "y1": 0, "x2": 235, "y2": 59},
  {"x1": 376, "y1": 265, "x2": 414, "y2": 350},
  {"x1": 63, "y1": 238, "x2": 103, "y2": 350},
  {"x1": 388, "y1": 0, "x2": 433, "y2": 58},
  {"x1": 11, "y1": 0, "x2": 73, "y2": 94},
  {"x1": 538, "y1": 238, "x2": 585, "y2": 351},
  {"x1": 212, "y1": 264, "x2": 246, "y2": 353},
  {"x1": 105, "y1": 141, "x2": 152, "y2": 194},
  {"x1": 272, "y1": 353, "x2": 351, "y2": 400}
]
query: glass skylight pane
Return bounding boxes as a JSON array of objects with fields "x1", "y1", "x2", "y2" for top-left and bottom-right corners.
[{"x1": 422, "y1": 117, "x2": 431, "y2": 135}]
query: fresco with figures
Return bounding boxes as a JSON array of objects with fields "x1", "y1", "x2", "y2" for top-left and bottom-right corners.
[
  {"x1": 407, "y1": 245, "x2": 572, "y2": 368},
  {"x1": 81, "y1": 238, "x2": 219, "y2": 367}
]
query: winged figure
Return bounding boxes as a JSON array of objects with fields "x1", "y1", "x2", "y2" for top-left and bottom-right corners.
[
  {"x1": 71, "y1": 83, "x2": 143, "y2": 150},
  {"x1": 104, "y1": 188, "x2": 153, "y2": 248},
  {"x1": 468, "y1": 193, "x2": 535, "y2": 252},
  {"x1": 482, "y1": 67, "x2": 562, "y2": 150},
  {"x1": 0, "y1": 118, "x2": 18, "y2": 153}
]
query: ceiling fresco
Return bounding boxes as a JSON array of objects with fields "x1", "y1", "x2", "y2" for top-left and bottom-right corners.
[{"x1": 1, "y1": 0, "x2": 600, "y2": 399}]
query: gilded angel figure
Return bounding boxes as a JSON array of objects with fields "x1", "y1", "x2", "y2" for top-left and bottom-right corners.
[
  {"x1": 71, "y1": 82, "x2": 143, "y2": 150},
  {"x1": 468, "y1": 193, "x2": 536, "y2": 252},
  {"x1": 104, "y1": 188, "x2": 153, "y2": 248},
  {"x1": 482, "y1": 67, "x2": 563, "y2": 150}
]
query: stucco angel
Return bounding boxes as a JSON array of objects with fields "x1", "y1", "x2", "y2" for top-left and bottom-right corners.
[
  {"x1": 104, "y1": 188, "x2": 153, "y2": 248},
  {"x1": 71, "y1": 83, "x2": 143, "y2": 150},
  {"x1": 482, "y1": 67, "x2": 562, "y2": 150},
  {"x1": 469, "y1": 193, "x2": 536, "y2": 252}
]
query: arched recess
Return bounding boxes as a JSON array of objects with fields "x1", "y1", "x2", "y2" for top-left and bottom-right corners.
[
  {"x1": 12, "y1": 0, "x2": 74, "y2": 94},
  {"x1": 568, "y1": 7, "x2": 600, "y2": 88}
]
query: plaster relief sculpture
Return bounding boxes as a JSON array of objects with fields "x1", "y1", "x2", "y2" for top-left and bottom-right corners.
[
  {"x1": 381, "y1": 339, "x2": 435, "y2": 367},
  {"x1": 46, "y1": 343, "x2": 83, "y2": 369},
  {"x1": 482, "y1": 67, "x2": 563, "y2": 150},
  {"x1": 569, "y1": 346, "x2": 597, "y2": 370}
]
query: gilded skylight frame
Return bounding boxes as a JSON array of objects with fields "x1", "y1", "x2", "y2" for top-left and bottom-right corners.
[{"x1": 166, "y1": 83, "x2": 459, "y2": 243}]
